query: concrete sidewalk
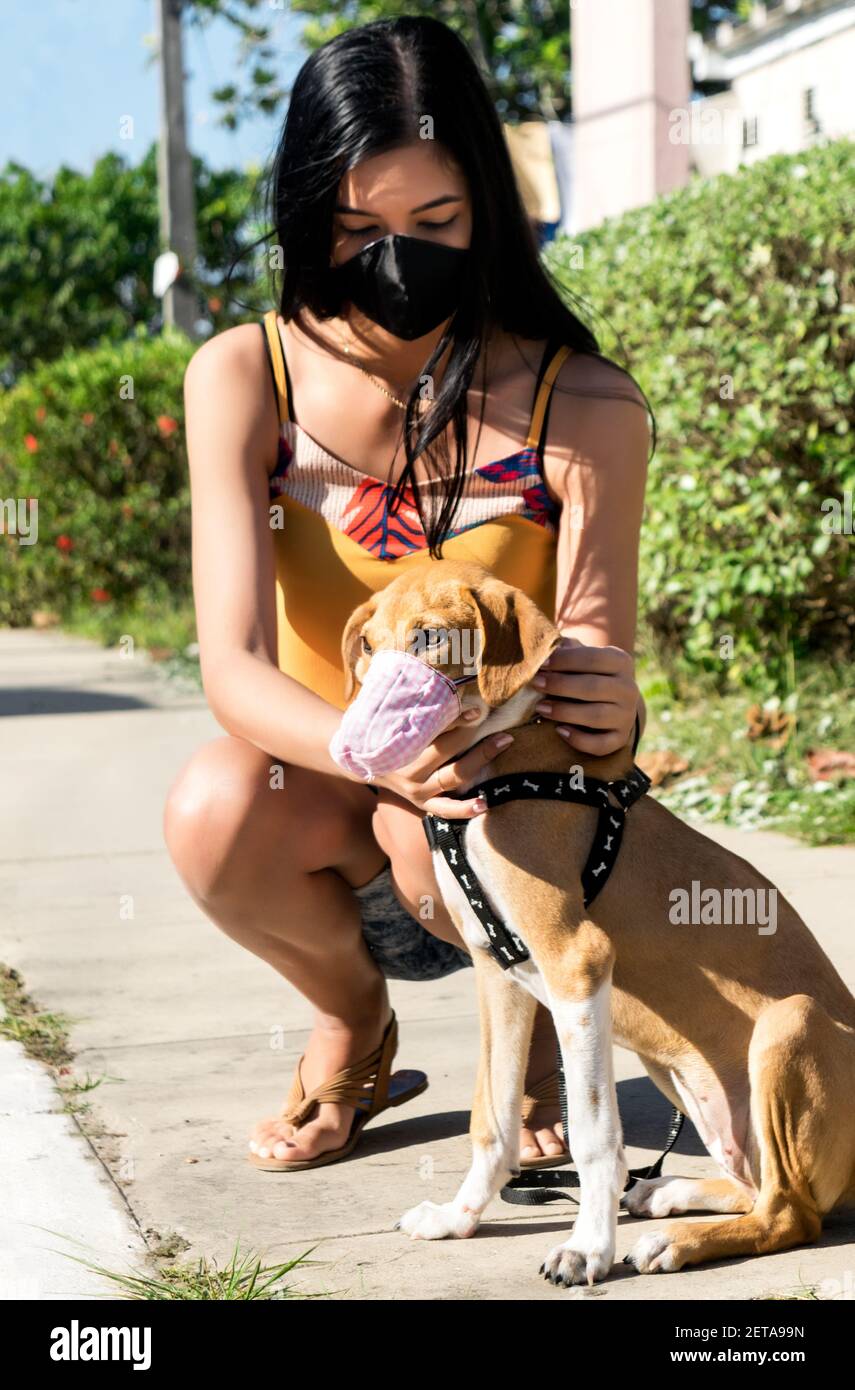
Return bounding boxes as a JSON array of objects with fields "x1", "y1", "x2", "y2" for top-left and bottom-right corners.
[{"x1": 1, "y1": 626, "x2": 854, "y2": 1301}]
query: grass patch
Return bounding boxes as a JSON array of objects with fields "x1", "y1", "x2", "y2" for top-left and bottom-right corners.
[
  {"x1": 67, "y1": 1242, "x2": 329, "y2": 1301},
  {"x1": 60, "y1": 593, "x2": 202, "y2": 690},
  {"x1": 0, "y1": 964, "x2": 73, "y2": 1066},
  {"x1": 641, "y1": 662, "x2": 855, "y2": 845}
]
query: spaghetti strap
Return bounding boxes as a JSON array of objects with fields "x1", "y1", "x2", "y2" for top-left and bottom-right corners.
[
  {"x1": 525, "y1": 341, "x2": 572, "y2": 456},
  {"x1": 261, "y1": 309, "x2": 292, "y2": 424}
]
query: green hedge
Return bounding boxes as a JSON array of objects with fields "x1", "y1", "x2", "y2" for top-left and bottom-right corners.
[
  {"x1": 0, "y1": 329, "x2": 194, "y2": 625},
  {"x1": 549, "y1": 138, "x2": 854, "y2": 687}
]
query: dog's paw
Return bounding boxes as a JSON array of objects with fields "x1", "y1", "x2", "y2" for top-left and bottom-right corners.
[
  {"x1": 623, "y1": 1230, "x2": 685, "y2": 1274},
  {"x1": 395, "y1": 1200, "x2": 478, "y2": 1241},
  {"x1": 539, "y1": 1239, "x2": 613, "y2": 1288}
]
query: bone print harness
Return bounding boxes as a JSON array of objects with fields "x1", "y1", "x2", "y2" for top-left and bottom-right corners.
[
  {"x1": 424, "y1": 759, "x2": 684, "y2": 1206},
  {"x1": 423, "y1": 763, "x2": 652, "y2": 970}
]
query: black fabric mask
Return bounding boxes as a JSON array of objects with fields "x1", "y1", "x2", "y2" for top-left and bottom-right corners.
[{"x1": 327, "y1": 233, "x2": 470, "y2": 340}]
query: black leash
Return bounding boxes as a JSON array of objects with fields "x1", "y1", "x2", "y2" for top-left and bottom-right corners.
[{"x1": 500, "y1": 1059, "x2": 685, "y2": 1206}]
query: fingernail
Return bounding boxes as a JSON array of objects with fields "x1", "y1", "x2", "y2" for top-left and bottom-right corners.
[
  {"x1": 495, "y1": 734, "x2": 513, "y2": 749},
  {"x1": 532, "y1": 674, "x2": 547, "y2": 688},
  {"x1": 472, "y1": 796, "x2": 486, "y2": 812},
  {"x1": 556, "y1": 726, "x2": 572, "y2": 739},
  {"x1": 535, "y1": 701, "x2": 552, "y2": 715},
  {"x1": 463, "y1": 708, "x2": 480, "y2": 721}
]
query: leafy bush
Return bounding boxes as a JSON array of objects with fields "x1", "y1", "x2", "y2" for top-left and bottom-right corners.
[
  {"x1": 0, "y1": 329, "x2": 194, "y2": 626},
  {"x1": 548, "y1": 138, "x2": 854, "y2": 688},
  {"x1": 0, "y1": 147, "x2": 263, "y2": 386}
]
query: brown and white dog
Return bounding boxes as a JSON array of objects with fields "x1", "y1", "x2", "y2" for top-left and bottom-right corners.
[{"x1": 340, "y1": 560, "x2": 855, "y2": 1285}]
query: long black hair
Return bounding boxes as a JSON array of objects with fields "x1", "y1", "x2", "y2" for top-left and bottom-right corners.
[{"x1": 266, "y1": 15, "x2": 651, "y2": 554}]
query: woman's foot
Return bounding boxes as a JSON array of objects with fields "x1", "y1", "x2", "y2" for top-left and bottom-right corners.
[
  {"x1": 520, "y1": 1004, "x2": 567, "y2": 1163},
  {"x1": 250, "y1": 1000, "x2": 567, "y2": 1167},
  {"x1": 249, "y1": 999, "x2": 393, "y2": 1166}
]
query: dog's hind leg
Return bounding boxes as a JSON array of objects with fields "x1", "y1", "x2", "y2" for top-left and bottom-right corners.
[
  {"x1": 623, "y1": 1175, "x2": 753, "y2": 1218},
  {"x1": 397, "y1": 950, "x2": 537, "y2": 1241},
  {"x1": 536, "y1": 928, "x2": 628, "y2": 1286},
  {"x1": 626, "y1": 995, "x2": 855, "y2": 1274}
]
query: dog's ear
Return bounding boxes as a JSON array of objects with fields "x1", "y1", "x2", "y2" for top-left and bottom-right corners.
[
  {"x1": 465, "y1": 581, "x2": 560, "y2": 708},
  {"x1": 341, "y1": 594, "x2": 379, "y2": 702}
]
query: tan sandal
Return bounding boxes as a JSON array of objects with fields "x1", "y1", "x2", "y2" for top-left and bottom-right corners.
[
  {"x1": 520, "y1": 1069, "x2": 569, "y2": 1170},
  {"x1": 248, "y1": 1011, "x2": 427, "y2": 1172}
]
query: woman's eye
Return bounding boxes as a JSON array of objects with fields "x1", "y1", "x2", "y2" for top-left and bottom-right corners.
[
  {"x1": 341, "y1": 225, "x2": 379, "y2": 239},
  {"x1": 418, "y1": 216, "x2": 458, "y2": 232},
  {"x1": 361, "y1": 636, "x2": 373, "y2": 655}
]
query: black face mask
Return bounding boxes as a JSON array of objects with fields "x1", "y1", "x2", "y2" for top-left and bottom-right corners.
[{"x1": 326, "y1": 233, "x2": 470, "y2": 340}]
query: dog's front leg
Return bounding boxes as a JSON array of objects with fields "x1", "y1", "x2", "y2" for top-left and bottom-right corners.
[
  {"x1": 397, "y1": 950, "x2": 537, "y2": 1241},
  {"x1": 539, "y1": 946, "x2": 627, "y2": 1287}
]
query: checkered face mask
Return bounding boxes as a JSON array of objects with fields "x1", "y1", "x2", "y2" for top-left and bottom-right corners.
[{"x1": 329, "y1": 648, "x2": 470, "y2": 782}]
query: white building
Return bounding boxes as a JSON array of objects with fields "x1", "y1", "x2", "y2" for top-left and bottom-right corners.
[
  {"x1": 556, "y1": 0, "x2": 854, "y2": 233},
  {"x1": 688, "y1": 0, "x2": 855, "y2": 179}
]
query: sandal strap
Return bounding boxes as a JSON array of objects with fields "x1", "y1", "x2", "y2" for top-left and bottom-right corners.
[
  {"x1": 521, "y1": 1068, "x2": 561, "y2": 1127},
  {"x1": 282, "y1": 1014, "x2": 398, "y2": 1131}
]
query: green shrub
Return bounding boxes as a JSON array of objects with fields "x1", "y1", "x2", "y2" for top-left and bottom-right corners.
[
  {"x1": 548, "y1": 138, "x2": 855, "y2": 688},
  {"x1": 0, "y1": 329, "x2": 194, "y2": 625}
]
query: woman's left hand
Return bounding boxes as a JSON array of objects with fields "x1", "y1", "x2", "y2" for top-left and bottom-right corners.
[{"x1": 531, "y1": 638, "x2": 639, "y2": 756}]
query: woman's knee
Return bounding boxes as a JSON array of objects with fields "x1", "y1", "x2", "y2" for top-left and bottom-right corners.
[
  {"x1": 163, "y1": 736, "x2": 373, "y2": 900},
  {"x1": 372, "y1": 795, "x2": 456, "y2": 936}
]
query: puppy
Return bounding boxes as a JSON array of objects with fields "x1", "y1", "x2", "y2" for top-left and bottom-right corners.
[{"x1": 336, "y1": 560, "x2": 855, "y2": 1285}]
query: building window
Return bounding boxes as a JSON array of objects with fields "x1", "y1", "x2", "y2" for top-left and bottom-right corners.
[
  {"x1": 742, "y1": 115, "x2": 759, "y2": 148},
  {"x1": 803, "y1": 88, "x2": 821, "y2": 137}
]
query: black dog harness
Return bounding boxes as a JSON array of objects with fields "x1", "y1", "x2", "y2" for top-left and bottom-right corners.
[
  {"x1": 423, "y1": 763, "x2": 652, "y2": 970},
  {"x1": 422, "y1": 753, "x2": 684, "y2": 1203}
]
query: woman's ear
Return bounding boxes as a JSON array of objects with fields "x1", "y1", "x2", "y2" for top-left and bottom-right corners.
[
  {"x1": 341, "y1": 594, "x2": 379, "y2": 702},
  {"x1": 466, "y1": 581, "x2": 560, "y2": 709}
]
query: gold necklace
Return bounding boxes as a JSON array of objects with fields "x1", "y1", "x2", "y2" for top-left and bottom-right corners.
[{"x1": 338, "y1": 336, "x2": 432, "y2": 413}]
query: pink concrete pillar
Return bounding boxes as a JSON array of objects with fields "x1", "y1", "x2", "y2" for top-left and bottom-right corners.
[{"x1": 571, "y1": 0, "x2": 691, "y2": 230}]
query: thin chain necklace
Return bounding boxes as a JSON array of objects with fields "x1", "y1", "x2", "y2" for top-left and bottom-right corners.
[{"x1": 337, "y1": 334, "x2": 433, "y2": 413}]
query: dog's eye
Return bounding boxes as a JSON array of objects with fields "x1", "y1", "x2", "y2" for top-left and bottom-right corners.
[{"x1": 361, "y1": 636, "x2": 373, "y2": 656}]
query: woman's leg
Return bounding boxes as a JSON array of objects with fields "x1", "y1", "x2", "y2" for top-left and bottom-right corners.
[
  {"x1": 372, "y1": 792, "x2": 566, "y2": 1162},
  {"x1": 163, "y1": 735, "x2": 394, "y2": 1164}
]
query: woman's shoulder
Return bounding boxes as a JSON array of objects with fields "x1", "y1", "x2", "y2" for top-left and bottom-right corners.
[
  {"x1": 184, "y1": 320, "x2": 269, "y2": 394},
  {"x1": 486, "y1": 331, "x2": 647, "y2": 412},
  {"x1": 183, "y1": 321, "x2": 281, "y2": 475},
  {"x1": 549, "y1": 347, "x2": 650, "y2": 455}
]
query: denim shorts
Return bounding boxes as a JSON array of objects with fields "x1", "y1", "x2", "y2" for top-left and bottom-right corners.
[{"x1": 355, "y1": 787, "x2": 473, "y2": 981}]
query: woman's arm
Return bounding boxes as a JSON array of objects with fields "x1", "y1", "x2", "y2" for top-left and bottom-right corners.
[
  {"x1": 534, "y1": 358, "x2": 651, "y2": 755},
  {"x1": 183, "y1": 324, "x2": 348, "y2": 776}
]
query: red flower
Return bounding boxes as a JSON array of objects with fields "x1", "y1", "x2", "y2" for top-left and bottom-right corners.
[
  {"x1": 91, "y1": 588, "x2": 111, "y2": 602},
  {"x1": 56, "y1": 535, "x2": 73, "y2": 552},
  {"x1": 207, "y1": 295, "x2": 222, "y2": 313},
  {"x1": 24, "y1": 433, "x2": 38, "y2": 453},
  {"x1": 35, "y1": 406, "x2": 47, "y2": 422},
  {"x1": 81, "y1": 412, "x2": 95, "y2": 426},
  {"x1": 157, "y1": 415, "x2": 178, "y2": 437}
]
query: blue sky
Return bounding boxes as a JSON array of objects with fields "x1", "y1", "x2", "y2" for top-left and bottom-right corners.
[{"x1": 1, "y1": 0, "x2": 305, "y2": 178}]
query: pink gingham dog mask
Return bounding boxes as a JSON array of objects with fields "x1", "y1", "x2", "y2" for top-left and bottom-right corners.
[{"x1": 329, "y1": 648, "x2": 475, "y2": 782}]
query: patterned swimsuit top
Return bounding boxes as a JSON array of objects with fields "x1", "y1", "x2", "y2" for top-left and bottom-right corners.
[
  {"x1": 262, "y1": 311, "x2": 571, "y2": 561},
  {"x1": 259, "y1": 310, "x2": 572, "y2": 710}
]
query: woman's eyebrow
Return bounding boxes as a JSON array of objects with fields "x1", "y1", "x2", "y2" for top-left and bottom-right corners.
[
  {"x1": 335, "y1": 194, "x2": 464, "y2": 215},
  {"x1": 411, "y1": 194, "x2": 464, "y2": 213}
]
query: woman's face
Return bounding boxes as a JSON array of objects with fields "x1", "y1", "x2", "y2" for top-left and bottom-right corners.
[{"x1": 331, "y1": 140, "x2": 472, "y2": 267}]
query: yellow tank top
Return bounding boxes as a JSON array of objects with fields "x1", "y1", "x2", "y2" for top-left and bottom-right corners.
[{"x1": 261, "y1": 311, "x2": 570, "y2": 710}]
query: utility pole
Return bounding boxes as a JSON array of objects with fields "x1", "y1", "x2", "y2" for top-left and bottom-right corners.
[{"x1": 156, "y1": 0, "x2": 199, "y2": 336}]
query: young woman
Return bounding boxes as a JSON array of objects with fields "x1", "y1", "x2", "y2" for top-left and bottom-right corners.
[{"x1": 164, "y1": 16, "x2": 650, "y2": 1174}]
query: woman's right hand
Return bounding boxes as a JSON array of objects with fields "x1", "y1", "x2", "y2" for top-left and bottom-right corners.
[{"x1": 374, "y1": 715, "x2": 514, "y2": 819}]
